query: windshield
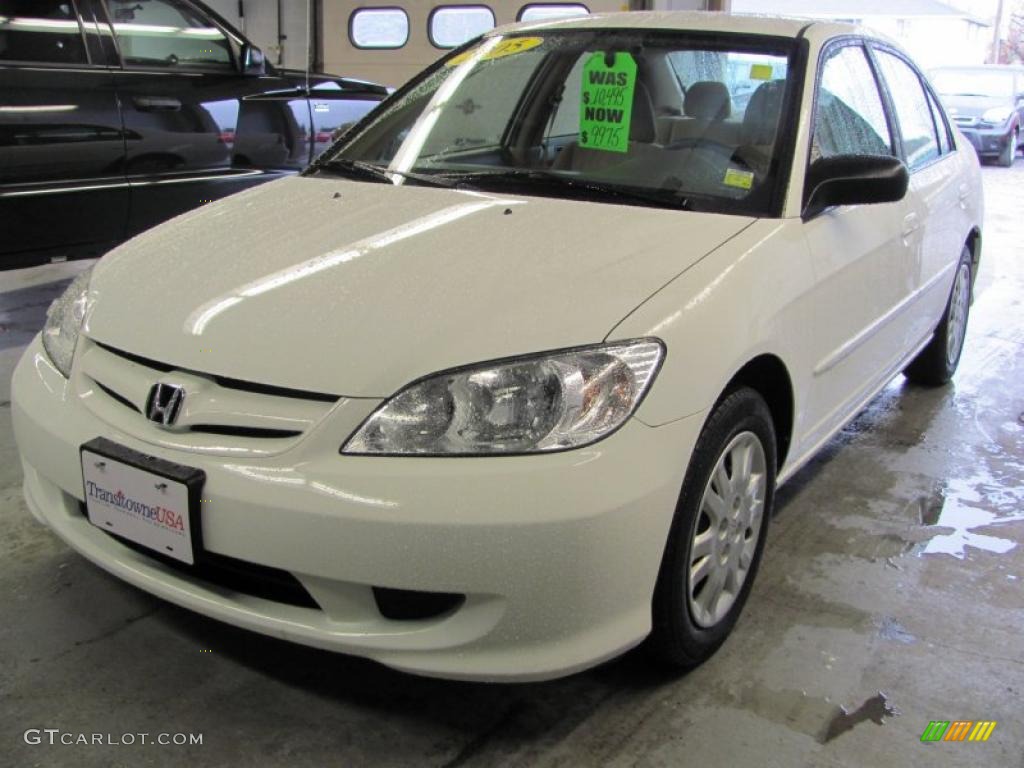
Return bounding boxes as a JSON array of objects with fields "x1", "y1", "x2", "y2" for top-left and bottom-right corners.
[
  {"x1": 311, "y1": 30, "x2": 799, "y2": 216},
  {"x1": 932, "y1": 69, "x2": 1016, "y2": 99}
]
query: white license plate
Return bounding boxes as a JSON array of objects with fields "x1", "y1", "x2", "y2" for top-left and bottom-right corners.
[{"x1": 81, "y1": 448, "x2": 195, "y2": 565}]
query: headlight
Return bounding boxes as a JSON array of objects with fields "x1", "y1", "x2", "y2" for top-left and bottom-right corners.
[
  {"x1": 343, "y1": 339, "x2": 665, "y2": 456},
  {"x1": 981, "y1": 106, "x2": 1013, "y2": 125},
  {"x1": 41, "y1": 267, "x2": 94, "y2": 378}
]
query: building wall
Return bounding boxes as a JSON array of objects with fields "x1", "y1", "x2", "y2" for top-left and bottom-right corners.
[
  {"x1": 873, "y1": 16, "x2": 990, "y2": 69},
  {"x1": 321, "y1": 0, "x2": 629, "y2": 87},
  {"x1": 651, "y1": 1, "x2": 715, "y2": 9},
  {"x1": 204, "y1": 0, "x2": 312, "y2": 70}
]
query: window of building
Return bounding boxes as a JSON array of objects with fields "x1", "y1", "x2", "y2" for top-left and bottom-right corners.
[
  {"x1": 517, "y1": 4, "x2": 589, "y2": 22},
  {"x1": 429, "y1": 6, "x2": 495, "y2": 48},
  {"x1": 349, "y1": 7, "x2": 410, "y2": 49}
]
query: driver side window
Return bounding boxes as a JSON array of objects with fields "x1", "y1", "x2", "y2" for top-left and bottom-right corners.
[
  {"x1": 107, "y1": 0, "x2": 234, "y2": 71},
  {"x1": 812, "y1": 44, "x2": 893, "y2": 162}
]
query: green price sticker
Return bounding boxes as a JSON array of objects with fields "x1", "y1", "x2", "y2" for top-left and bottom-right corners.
[{"x1": 579, "y1": 52, "x2": 637, "y2": 154}]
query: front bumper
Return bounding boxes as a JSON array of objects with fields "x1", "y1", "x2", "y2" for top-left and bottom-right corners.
[
  {"x1": 957, "y1": 124, "x2": 1014, "y2": 156},
  {"x1": 12, "y1": 335, "x2": 702, "y2": 681}
]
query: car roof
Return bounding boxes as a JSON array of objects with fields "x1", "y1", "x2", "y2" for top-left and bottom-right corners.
[{"x1": 489, "y1": 10, "x2": 877, "y2": 45}]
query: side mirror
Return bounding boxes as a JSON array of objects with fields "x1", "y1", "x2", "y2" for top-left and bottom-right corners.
[
  {"x1": 241, "y1": 44, "x2": 266, "y2": 76},
  {"x1": 803, "y1": 154, "x2": 909, "y2": 220}
]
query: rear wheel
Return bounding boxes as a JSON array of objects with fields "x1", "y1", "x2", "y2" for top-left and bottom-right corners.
[
  {"x1": 647, "y1": 387, "x2": 776, "y2": 669},
  {"x1": 998, "y1": 129, "x2": 1018, "y2": 167},
  {"x1": 904, "y1": 247, "x2": 973, "y2": 386}
]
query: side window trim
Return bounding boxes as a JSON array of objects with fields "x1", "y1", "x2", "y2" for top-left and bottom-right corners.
[
  {"x1": 95, "y1": 0, "x2": 238, "y2": 73},
  {"x1": 924, "y1": 80, "x2": 956, "y2": 155},
  {"x1": 71, "y1": 0, "x2": 92, "y2": 64},
  {"x1": 860, "y1": 40, "x2": 903, "y2": 159},
  {"x1": 866, "y1": 41, "x2": 947, "y2": 172}
]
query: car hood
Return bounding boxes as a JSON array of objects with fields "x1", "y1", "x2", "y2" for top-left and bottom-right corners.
[
  {"x1": 276, "y1": 67, "x2": 388, "y2": 96},
  {"x1": 941, "y1": 94, "x2": 1011, "y2": 119},
  {"x1": 85, "y1": 176, "x2": 753, "y2": 397}
]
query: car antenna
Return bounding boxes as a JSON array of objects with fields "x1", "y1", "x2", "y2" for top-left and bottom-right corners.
[{"x1": 305, "y1": 0, "x2": 312, "y2": 94}]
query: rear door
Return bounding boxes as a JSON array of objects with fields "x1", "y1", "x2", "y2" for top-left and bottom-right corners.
[
  {"x1": 872, "y1": 47, "x2": 965, "y2": 346},
  {"x1": 0, "y1": 0, "x2": 128, "y2": 266},
  {"x1": 97, "y1": 0, "x2": 313, "y2": 236}
]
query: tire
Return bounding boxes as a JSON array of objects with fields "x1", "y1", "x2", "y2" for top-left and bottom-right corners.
[
  {"x1": 998, "y1": 129, "x2": 1017, "y2": 167},
  {"x1": 647, "y1": 387, "x2": 777, "y2": 669},
  {"x1": 904, "y1": 246, "x2": 973, "y2": 386}
]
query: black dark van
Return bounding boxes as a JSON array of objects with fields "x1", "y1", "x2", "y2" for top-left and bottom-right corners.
[{"x1": 0, "y1": 0, "x2": 387, "y2": 268}]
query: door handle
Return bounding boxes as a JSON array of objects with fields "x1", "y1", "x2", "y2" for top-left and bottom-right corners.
[
  {"x1": 902, "y1": 212, "x2": 920, "y2": 238},
  {"x1": 133, "y1": 96, "x2": 182, "y2": 111},
  {"x1": 958, "y1": 183, "x2": 970, "y2": 201}
]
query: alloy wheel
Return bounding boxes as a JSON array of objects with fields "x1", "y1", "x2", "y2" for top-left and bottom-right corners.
[
  {"x1": 687, "y1": 431, "x2": 767, "y2": 628},
  {"x1": 946, "y1": 262, "x2": 971, "y2": 367}
]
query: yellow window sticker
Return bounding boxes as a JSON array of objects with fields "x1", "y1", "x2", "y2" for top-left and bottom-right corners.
[
  {"x1": 447, "y1": 37, "x2": 544, "y2": 67},
  {"x1": 724, "y1": 168, "x2": 754, "y2": 190},
  {"x1": 750, "y1": 63, "x2": 774, "y2": 81}
]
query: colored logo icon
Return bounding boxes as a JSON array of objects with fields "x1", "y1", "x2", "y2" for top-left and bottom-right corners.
[{"x1": 921, "y1": 721, "x2": 997, "y2": 742}]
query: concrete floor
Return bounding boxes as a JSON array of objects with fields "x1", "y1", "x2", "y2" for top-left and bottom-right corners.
[{"x1": 1, "y1": 164, "x2": 1022, "y2": 768}]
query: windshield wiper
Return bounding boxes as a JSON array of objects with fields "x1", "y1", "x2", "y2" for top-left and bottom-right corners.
[
  {"x1": 452, "y1": 169, "x2": 692, "y2": 210},
  {"x1": 320, "y1": 158, "x2": 469, "y2": 189}
]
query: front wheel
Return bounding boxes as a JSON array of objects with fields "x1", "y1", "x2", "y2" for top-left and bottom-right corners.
[
  {"x1": 904, "y1": 246, "x2": 973, "y2": 386},
  {"x1": 998, "y1": 129, "x2": 1018, "y2": 167},
  {"x1": 647, "y1": 387, "x2": 776, "y2": 669}
]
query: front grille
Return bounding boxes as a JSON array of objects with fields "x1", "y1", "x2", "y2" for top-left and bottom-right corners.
[
  {"x1": 95, "y1": 381, "x2": 141, "y2": 413},
  {"x1": 81, "y1": 504, "x2": 320, "y2": 609},
  {"x1": 189, "y1": 425, "x2": 303, "y2": 439},
  {"x1": 96, "y1": 342, "x2": 338, "y2": 402},
  {"x1": 81, "y1": 341, "x2": 340, "y2": 445}
]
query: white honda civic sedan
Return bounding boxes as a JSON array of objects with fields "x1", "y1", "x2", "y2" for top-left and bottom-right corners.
[{"x1": 12, "y1": 12, "x2": 982, "y2": 681}]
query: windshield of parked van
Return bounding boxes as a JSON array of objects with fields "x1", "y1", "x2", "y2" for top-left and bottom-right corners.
[
  {"x1": 932, "y1": 69, "x2": 1016, "y2": 99},
  {"x1": 313, "y1": 30, "x2": 798, "y2": 215}
]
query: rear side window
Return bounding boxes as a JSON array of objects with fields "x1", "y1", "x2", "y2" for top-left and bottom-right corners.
[
  {"x1": 106, "y1": 0, "x2": 233, "y2": 70},
  {"x1": 0, "y1": 0, "x2": 88, "y2": 65},
  {"x1": 349, "y1": 8, "x2": 409, "y2": 49},
  {"x1": 812, "y1": 44, "x2": 892, "y2": 161},
  {"x1": 875, "y1": 50, "x2": 941, "y2": 170},
  {"x1": 429, "y1": 6, "x2": 495, "y2": 48}
]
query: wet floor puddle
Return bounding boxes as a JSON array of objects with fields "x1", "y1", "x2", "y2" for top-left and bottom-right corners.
[
  {"x1": 820, "y1": 692, "x2": 900, "y2": 743},
  {"x1": 733, "y1": 686, "x2": 899, "y2": 744},
  {"x1": 911, "y1": 475, "x2": 1024, "y2": 559}
]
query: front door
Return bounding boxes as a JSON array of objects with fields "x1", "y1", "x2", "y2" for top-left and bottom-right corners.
[{"x1": 799, "y1": 42, "x2": 920, "y2": 450}]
